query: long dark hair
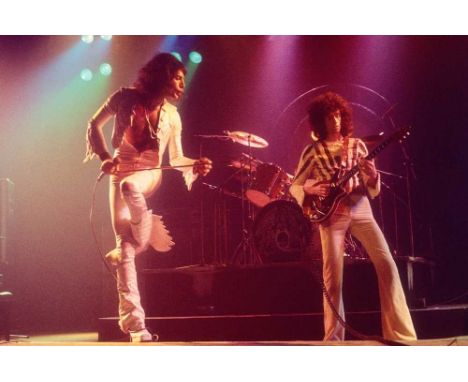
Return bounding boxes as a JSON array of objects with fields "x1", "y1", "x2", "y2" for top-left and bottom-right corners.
[
  {"x1": 133, "y1": 52, "x2": 186, "y2": 101},
  {"x1": 307, "y1": 92, "x2": 354, "y2": 140}
]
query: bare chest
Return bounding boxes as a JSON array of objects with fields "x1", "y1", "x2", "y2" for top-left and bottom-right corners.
[{"x1": 124, "y1": 105, "x2": 161, "y2": 151}]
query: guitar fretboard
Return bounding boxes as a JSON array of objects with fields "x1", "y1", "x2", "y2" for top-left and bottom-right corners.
[{"x1": 335, "y1": 128, "x2": 409, "y2": 187}]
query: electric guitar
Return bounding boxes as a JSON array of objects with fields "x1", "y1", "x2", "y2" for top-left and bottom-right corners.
[{"x1": 302, "y1": 126, "x2": 411, "y2": 223}]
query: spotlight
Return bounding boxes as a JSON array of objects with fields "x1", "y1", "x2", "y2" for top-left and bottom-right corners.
[
  {"x1": 81, "y1": 35, "x2": 94, "y2": 44},
  {"x1": 171, "y1": 52, "x2": 182, "y2": 62},
  {"x1": 80, "y1": 68, "x2": 93, "y2": 81},
  {"x1": 99, "y1": 63, "x2": 112, "y2": 76},
  {"x1": 100, "y1": 35, "x2": 113, "y2": 41},
  {"x1": 189, "y1": 51, "x2": 202, "y2": 64}
]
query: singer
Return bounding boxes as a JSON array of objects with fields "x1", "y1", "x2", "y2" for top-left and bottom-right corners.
[{"x1": 83, "y1": 53, "x2": 212, "y2": 342}]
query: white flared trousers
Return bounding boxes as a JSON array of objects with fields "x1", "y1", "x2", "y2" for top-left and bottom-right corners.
[
  {"x1": 319, "y1": 194, "x2": 417, "y2": 341},
  {"x1": 109, "y1": 140, "x2": 161, "y2": 333}
]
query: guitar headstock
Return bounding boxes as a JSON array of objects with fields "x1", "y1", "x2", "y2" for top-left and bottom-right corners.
[{"x1": 393, "y1": 126, "x2": 411, "y2": 143}]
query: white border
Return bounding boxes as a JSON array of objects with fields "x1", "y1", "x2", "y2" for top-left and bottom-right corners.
[{"x1": 1, "y1": 0, "x2": 464, "y2": 35}]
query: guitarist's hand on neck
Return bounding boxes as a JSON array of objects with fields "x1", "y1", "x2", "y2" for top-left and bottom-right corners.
[{"x1": 359, "y1": 159, "x2": 379, "y2": 187}]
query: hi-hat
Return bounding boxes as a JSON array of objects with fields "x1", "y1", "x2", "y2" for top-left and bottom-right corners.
[{"x1": 225, "y1": 130, "x2": 269, "y2": 148}]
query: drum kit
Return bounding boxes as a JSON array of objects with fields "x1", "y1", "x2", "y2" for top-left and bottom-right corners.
[
  {"x1": 202, "y1": 130, "x2": 311, "y2": 266},
  {"x1": 203, "y1": 129, "x2": 370, "y2": 266}
]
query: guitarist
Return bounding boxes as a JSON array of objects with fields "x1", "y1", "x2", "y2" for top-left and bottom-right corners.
[{"x1": 290, "y1": 92, "x2": 416, "y2": 342}]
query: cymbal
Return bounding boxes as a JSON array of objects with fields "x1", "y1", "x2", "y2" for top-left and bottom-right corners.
[
  {"x1": 225, "y1": 130, "x2": 269, "y2": 148},
  {"x1": 361, "y1": 132, "x2": 384, "y2": 145}
]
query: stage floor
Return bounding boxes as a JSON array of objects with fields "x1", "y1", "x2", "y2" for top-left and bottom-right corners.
[{"x1": 2, "y1": 331, "x2": 468, "y2": 346}]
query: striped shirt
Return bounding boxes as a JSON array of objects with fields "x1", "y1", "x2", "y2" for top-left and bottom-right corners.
[{"x1": 290, "y1": 137, "x2": 380, "y2": 206}]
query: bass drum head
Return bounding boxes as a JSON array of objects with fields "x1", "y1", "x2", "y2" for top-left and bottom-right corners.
[{"x1": 252, "y1": 200, "x2": 313, "y2": 263}]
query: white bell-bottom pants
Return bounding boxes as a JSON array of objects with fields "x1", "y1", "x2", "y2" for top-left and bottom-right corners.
[
  {"x1": 319, "y1": 193, "x2": 417, "y2": 341},
  {"x1": 109, "y1": 141, "x2": 161, "y2": 333}
]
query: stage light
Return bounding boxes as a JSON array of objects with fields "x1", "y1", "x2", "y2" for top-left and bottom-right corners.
[
  {"x1": 100, "y1": 35, "x2": 113, "y2": 41},
  {"x1": 80, "y1": 69, "x2": 93, "y2": 81},
  {"x1": 189, "y1": 51, "x2": 202, "y2": 64},
  {"x1": 171, "y1": 52, "x2": 182, "y2": 62},
  {"x1": 81, "y1": 35, "x2": 94, "y2": 44},
  {"x1": 99, "y1": 63, "x2": 112, "y2": 76}
]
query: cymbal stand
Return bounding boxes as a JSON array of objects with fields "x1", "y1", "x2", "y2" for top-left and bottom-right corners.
[
  {"x1": 206, "y1": 156, "x2": 260, "y2": 265},
  {"x1": 400, "y1": 143, "x2": 416, "y2": 258},
  {"x1": 230, "y1": 135, "x2": 262, "y2": 266},
  {"x1": 192, "y1": 134, "x2": 233, "y2": 267},
  {"x1": 193, "y1": 133, "x2": 244, "y2": 266},
  {"x1": 379, "y1": 178, "x2": 401, "y2": 257},
  {"x1": 197, "y1": 136, "x2": 207, "y2": 266},
  {"x1": 376, "y1": 169, "x2": 406, "y2": 256},
  {"x1": 202, "y1": 180, "x2": 238, "y2": 266},
  {"x1": 377, "y1": 142, "x2": 417, "y2": 260}
]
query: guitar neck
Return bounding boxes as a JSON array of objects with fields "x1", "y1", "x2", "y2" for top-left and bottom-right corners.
[{"x1": 336, "y1": 133, "x2": 403, "y2": 187}]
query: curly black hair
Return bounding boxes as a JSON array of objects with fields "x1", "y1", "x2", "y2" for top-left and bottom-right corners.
[
  {"x1": 307, "y1": 92, "x2": 354, "y2": 140},
  {"x1": 133, "y1": 52, "x2": 186, "y2": 102}
]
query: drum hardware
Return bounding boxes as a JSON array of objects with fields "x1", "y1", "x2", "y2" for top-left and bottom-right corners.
[
  {"x1": 194, "y1": 132, "x2": 268, "y2": 267},
  {"x1": 223, "y1": 130, "x2": 269, "y2": 148},
  {"x1": 224, "y1": 131, "x2": 269, "y2": 266},
  {"x1": 193, "y1": 132, "x2": 268, "y2": 267},
  {"x1": 195, "y1": 131, "x2": 269, "y2": 149},
  {"x1": 343, "y1": 233, "x2": 368, "y2": 260},
  {"x1": 376, "y1": 169, "x2": 406, "y2": 249},
  {"x1": 228, "y1": 152, "x2": 263, "y2": 173},
  {"x1": 197, "y1": 130, "x2": 306, "y2": 266},
  {"x1": 193, "y1": 133, "x2": 241, "y2": 267},
  {"x1": 200, "y1": 182, "x2": 232, "y2": 265},
  {"x1": 193, "y1": 133, "x2": 233, "y2": 141},
  {"x1": 377, "y1": 170, "x2": 410, "y2": 259},
  {"x1": 202, "y1": 182, "x2": 243, "y2": 200},
  {"x1": 250, "y1": 200, "x2": 371, "y2": 263},
  {"x1": 252, "y1": 200, "x2": 312, "y2": 263},
  {"x1": 198, "y1": 131, "x2": 269, "y2": 266},
  {"x1": 245, "y1": 163, "x2": 292, "y2": 208},
  {"x1": 224, "y1": 139, "x2": 296, "y2": 264}
]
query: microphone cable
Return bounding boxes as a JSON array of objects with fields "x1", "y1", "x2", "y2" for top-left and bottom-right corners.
[
  {"x1": 89, "y1": 173, "x2": 118, "y2": 283},
  {"x1": 309, "y1": 263, "x2": 408, "y2": 346}
]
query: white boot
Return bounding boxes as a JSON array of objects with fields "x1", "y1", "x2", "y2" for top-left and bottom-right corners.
[
  {"x1": 105, "y1": 247, "x2": 122, "y2": 266},
  {"x1": 129, "y1": 328, "x2": 158, "y2": 342},
  {"x1": 149, "y1": 214, "x2": 175, "y2": 252},
  {"x1": 130, "y1": 209, "x2": 153, "y2": 247}
]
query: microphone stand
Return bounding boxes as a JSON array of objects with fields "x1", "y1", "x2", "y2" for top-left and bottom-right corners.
[
  {"x1": 379, "y1": 178, "x2": 402, "y2": 258},
  {"x1": 399, "y1": 143, "x2": 416, "y2": 259},
  {"x1": 198, "y1": 136, "x2": 206, "y2": 267}
]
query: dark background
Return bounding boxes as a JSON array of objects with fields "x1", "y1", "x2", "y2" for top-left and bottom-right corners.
[{"x1": 0, "y1": 35, "x2": 467, "y2": 333}]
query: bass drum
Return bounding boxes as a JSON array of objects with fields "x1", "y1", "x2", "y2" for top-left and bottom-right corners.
[{"x1": 252, "y1": 200, "x2": 317, "y2": 263}]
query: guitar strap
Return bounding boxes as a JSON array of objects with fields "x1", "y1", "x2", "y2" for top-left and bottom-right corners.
[
  {"x1": 341, "y1": 137, "x2": 349, "y2": 168},
  {"x1": 341, "y1": 138, "x2": 354, "y2": 193},
  {"x1": 319, "y1": 140, "x2": 338, "y2": 174}
]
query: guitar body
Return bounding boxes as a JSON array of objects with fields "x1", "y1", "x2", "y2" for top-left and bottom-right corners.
[
  {"x1": 302, "y1": 180, "x2": 348, "y2": 223},
  {"x1": 300, "y1": 126, "x2": 411, "y2": 223}
]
